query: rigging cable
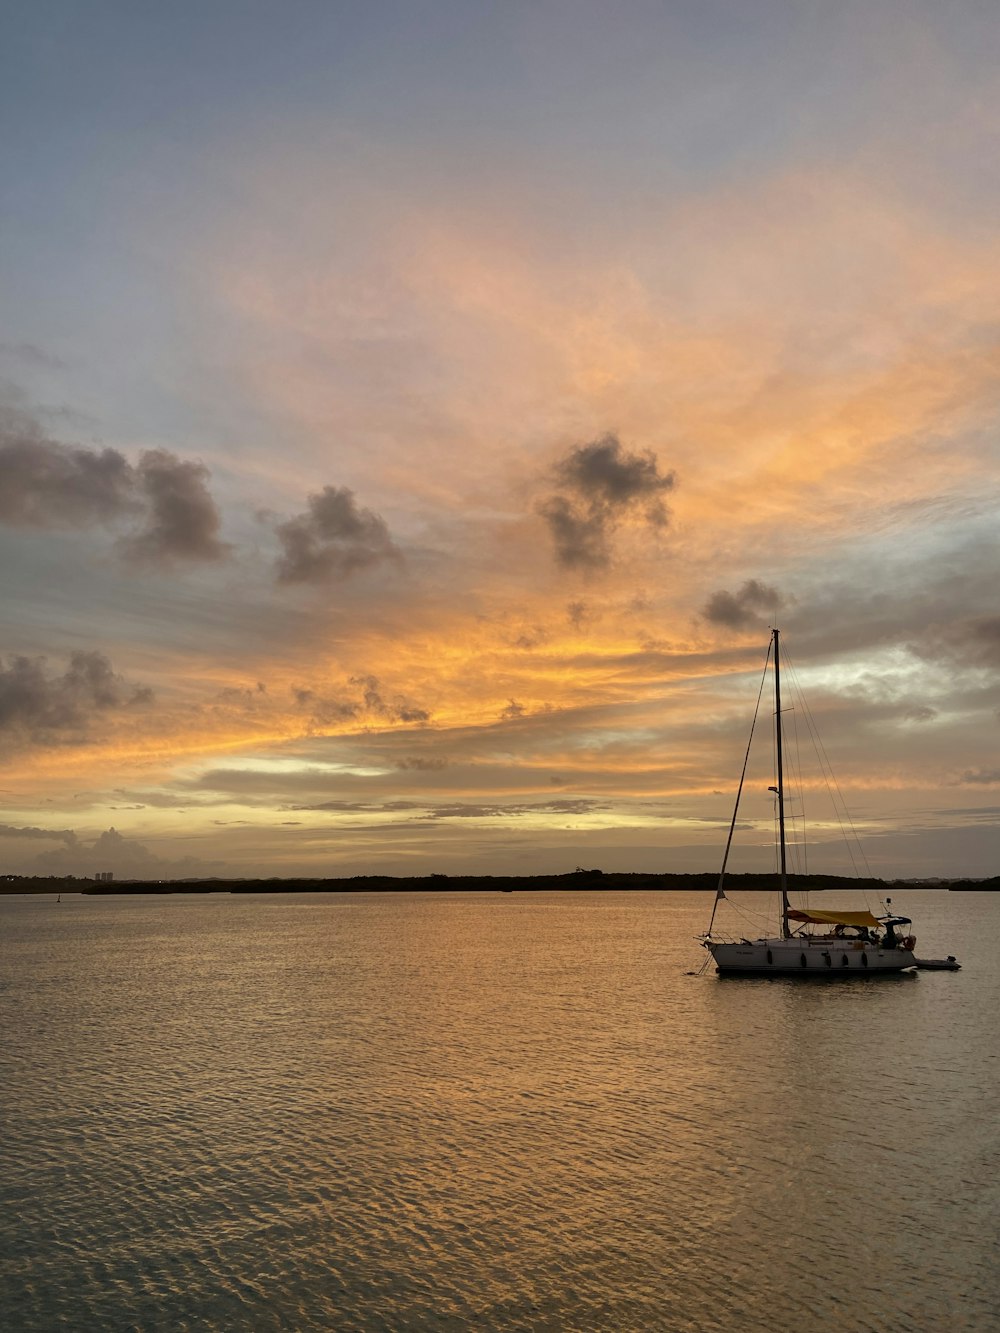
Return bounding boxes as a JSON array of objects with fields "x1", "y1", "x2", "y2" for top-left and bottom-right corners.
[
  {"x1": 783, "y1": 649, "x2": 875, "y2": 881},
  {"x1": 707, "y1": 639, "x2": 772, "y2": 937}
]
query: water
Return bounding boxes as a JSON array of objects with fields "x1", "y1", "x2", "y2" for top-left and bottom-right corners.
[{"x1": 1, "y1": 889, "x2": 997, "y2": 1332}]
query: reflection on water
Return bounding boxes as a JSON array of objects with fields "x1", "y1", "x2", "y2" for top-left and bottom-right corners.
[{"x1": 1, "y1": 890, "x2": 997, "y2": 1331}]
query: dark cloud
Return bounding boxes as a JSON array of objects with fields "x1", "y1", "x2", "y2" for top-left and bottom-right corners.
[
  {"x1": 32, "y1": 826, "x2": 220, "y2": 880},
  {"x1": 117, "y1": 450, "x2": 228, "y2": 565},
  {"x1": 0, "y1": 410, "x2": 227, "y2": 565},
  {"x1": 0, "y1": 823, "x2": 77, "y2": 845},
  {"x1": 703, "y1": 579, "x2": 783, "y2": 629},
  {"x1": 394, "y1": 706, "x2": 430, "y2": 723},
  {"x1": 292, "y1": 676, "x2": 429, "y2": 730},
  {"x1": 930, "y1": 805, "x2": 1000, "y2": 818},
  {"x1": 0, "y1": 410, "x2": 136, "y2": 527},
  {"x1": 513, "y1": 630, "x2": 545, "y2": 649},
  {"x1": 292, "y1": 799, "x2": 421, "y2": 813},
  {"x1": 903, "y1": 705, "x2": 937, "y2": 723},
  {"x1": 395, "y1": 756, "x2": 449, "y2": 771},
  {"x1": 423, "y1": 803, "x2": 507, "y2": 820},
  {"x1": 216, "y1": 683, "x2": 270, "y2": 711},
  {"x1": 500, "y1": 698, "x2": 526, "y2": 720},
  {"x1": 423, "y1": 798, "x2": 602, "y2": 821},
  {"x1": 539, "y1": 433, "x2": 676, "y2": 569},
  {"x1": 538, "y1": 496, "x2": 608, "y2": 569},
  {"x1": 960, "y1": 617, "x2": 1000, "y2": 664},
  {"x1": 293, "y1": 687, "x2": 359, "y2": 728},
  {"x1": 275, "y1": 485, "x2": 400, "y2": 583},
  {"x1": 348, "y1": 675, "x2": 430, "y2": 724},
  {"x1": 540, "y1": 798, "x2": 603, "y2": 815},
  {"x1": 554, "y1": 435, "x2": 674, "y2": 508},
  {"x1": 916, "y1": 616, "x2": 1000, "y2": 669},
  {"x1": 0, "y1": 651, "x2": 152, "y2": 745}
]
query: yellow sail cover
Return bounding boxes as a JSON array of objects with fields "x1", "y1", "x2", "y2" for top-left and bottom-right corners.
[{"x1": 786, "y1": 908, "x2": 880, "y2": 927}]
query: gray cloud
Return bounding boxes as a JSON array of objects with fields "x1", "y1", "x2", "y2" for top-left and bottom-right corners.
[
  {"x1": 903, "y1": 705, "x2": 937, "y2": 723},
  {"x1": 215, "y1": 682, "x2": 269, "y2": 710},
  {"x1": 395, "y1": 756, "x2": 449, "y2": 770},
  {"x1": 0, "y1": 822, "x2": 77, "y2": 845},
  {"x1": 916, "y1": 616, "x2": 1000, "y2": 670},
  {"x1": 422, "y1": 798, "x2": 602, "y2": 821},
  {"x1": 423, "y1": 803, "x2": 508, "y2": 820},
  {"x1": 703, "y1": 578, "x2": 783, "y2": 629},
  {"x1": 0, "y1": 409, "x2": 136, "y2": 527},
  {"x1": 117, "y1": 450, "x2": 228, "y2": 565},
  {"x1": 292, "y1": 676, "x2": 429, "y2": 729},
  {"x1": 292, "y1": 799, "x2": 421, "y2": 813},
  {"x1": 538, "y1": 496, "x2": 609, "y2": 569},
  {"x1": 512, "y1": 630, "x2": 546, "y2": 650},
  {"x1": 929, "y1": 805, "x2": 1000, "y2": 818},
  {"x1": 348, "y1": 675, "x2": 430, "y2": 724},
  {"x1": 275, "y1": 485, "x2": 400, "y2": 583},
  {"x1": 539, "y1": 433, "x2": 676, "y2": 570},
  {"x1": 0, "y1": 410, "x2": 227, "y2": 565},
  {"x1": 32, "y1": 826, "x2": 220, "y2": 880},
  {"x1": 293, "y1": 686, "x2": 359, "y2": 728},
  {"x1": 0, "y1": 651, "x2": 152, "y2": 745}
]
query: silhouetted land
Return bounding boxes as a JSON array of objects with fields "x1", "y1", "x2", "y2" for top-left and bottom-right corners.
[{"x1": 2, "y1": 871, "x2": 997, "y2": 895}]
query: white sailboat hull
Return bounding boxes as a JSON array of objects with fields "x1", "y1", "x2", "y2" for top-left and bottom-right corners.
[{"x1": 707, "y1": 938, "x2": 916, "y2": 975}]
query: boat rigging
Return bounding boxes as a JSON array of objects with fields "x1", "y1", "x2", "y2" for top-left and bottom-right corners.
[{"x1": 702, "y1": 629, "x2": 920, "y2": 976}]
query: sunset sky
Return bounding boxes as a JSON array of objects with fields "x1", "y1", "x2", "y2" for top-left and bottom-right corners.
[{"x1": 3, "y1": 1, "x2": 999, "y2": 880}]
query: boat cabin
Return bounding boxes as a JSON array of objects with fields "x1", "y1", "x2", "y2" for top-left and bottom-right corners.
[{"x1": 785, "y1": 907, "x2": 914, "y2": 951}]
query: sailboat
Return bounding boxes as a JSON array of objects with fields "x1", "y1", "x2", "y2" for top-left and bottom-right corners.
[{"x1": 702, "y1": 629, "x2": 918, "y2": 975}]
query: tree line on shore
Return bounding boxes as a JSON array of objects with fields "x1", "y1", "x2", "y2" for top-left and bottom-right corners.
[{"x1": 2, "y1": 870, "x2": 996, "y2": 894}]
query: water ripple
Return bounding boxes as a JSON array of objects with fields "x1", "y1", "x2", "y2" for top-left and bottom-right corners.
[{"x1": 1, "y1": 890, "x2": 997, "y2": 1330}]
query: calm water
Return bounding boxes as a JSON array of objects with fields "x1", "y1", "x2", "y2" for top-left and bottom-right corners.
[{"x1": 1, "y1": 889, "x2": 997, "y2": 1332}]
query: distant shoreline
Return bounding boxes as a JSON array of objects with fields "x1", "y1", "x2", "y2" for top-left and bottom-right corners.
[{"x1": 3, "y1": 871, "x2": 997, "y2": 895}]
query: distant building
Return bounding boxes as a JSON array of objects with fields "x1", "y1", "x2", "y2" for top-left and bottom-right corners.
[{"x1": 94, "y1": 870, "x2": 115, "y2": 882}]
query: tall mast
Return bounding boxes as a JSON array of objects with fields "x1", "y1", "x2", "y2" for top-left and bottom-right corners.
[{"x1": 773, "y1": 628, "x2": 790, "y2": 938}]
